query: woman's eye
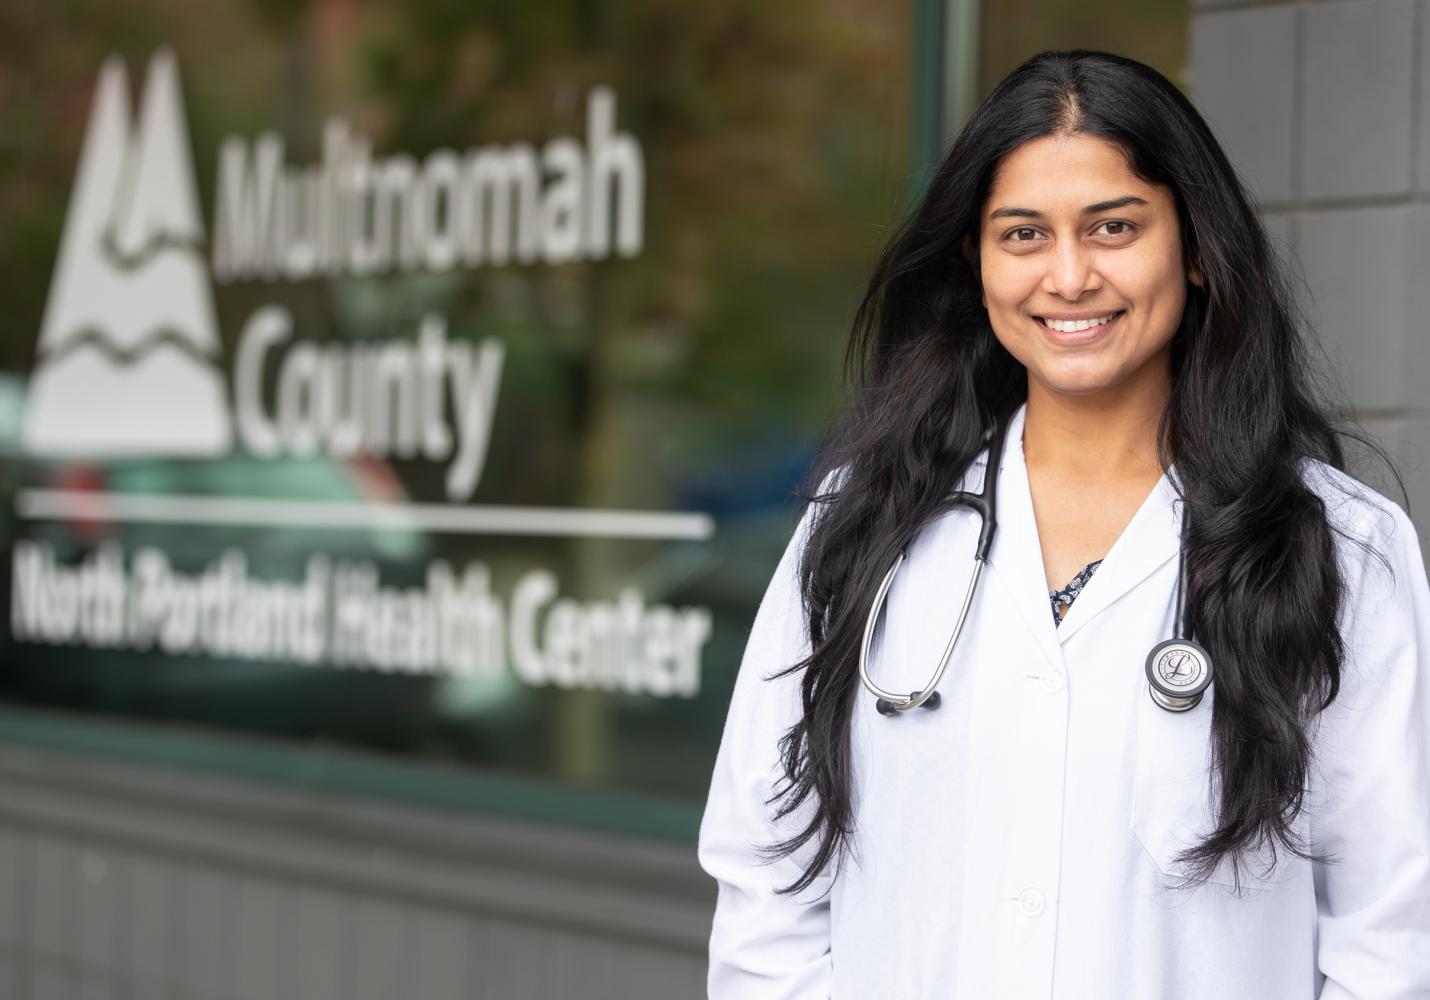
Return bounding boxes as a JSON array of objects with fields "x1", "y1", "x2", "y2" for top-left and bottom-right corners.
[
  {"x1": 1007, "y1": 227, "x2": 1040, "y2": 242},
  {"x1": 1094, "y1": 220, "x2": 1133, "y2": 237}
]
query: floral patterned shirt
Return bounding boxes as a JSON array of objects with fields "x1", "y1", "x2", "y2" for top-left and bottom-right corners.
[{"x1": 1049, "y1": 559, "x2": 1102, "y2": 626}]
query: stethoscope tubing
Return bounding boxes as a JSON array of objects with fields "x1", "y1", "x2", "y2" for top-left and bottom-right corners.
[
  {"x1": 859, "y1": 554, "x2": 984, "y2": 713},
  {"x1": 858, "y1": 418, "x2": 1007, "y2": 716},
  {"x1": 857, "y1": 412, "x2": 1213, "y2": 716}
]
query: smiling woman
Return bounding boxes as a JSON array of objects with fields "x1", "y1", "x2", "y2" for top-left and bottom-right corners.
[
  {"x1": 699, "y1": 48, "x2": 1430, "y2": 998},
  {"x1": 972, "y1": 133, "x2": 1210, "y2": 588},
  {"x1": 975, "y1": 138, "x2": 1199, "y2": 401}
]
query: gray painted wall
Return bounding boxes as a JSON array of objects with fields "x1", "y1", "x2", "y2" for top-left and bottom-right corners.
[
  {"x1": 0, "y1": 746, "x2": 712, "y2": 999},
  {"x1": 1191, "y1": 0, "x2": 1430, "y2": 540}
]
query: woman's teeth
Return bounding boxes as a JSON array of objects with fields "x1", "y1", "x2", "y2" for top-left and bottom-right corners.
[{"x1": 1041, "y1": 312, "x2": 1119, "y2": 332}]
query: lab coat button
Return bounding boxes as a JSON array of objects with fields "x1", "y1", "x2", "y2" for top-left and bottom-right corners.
[
  {"x1": 1018, "y1": 887, "x2": 1046, "y2": 916},
  {"x1": 1039, "y1": 668, "x2": 1064, "y2": 693}
]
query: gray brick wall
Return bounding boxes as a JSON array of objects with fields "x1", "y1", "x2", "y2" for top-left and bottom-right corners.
[{"x1": 1191, "y1": 0, "x2": 1430, "y2": 541}]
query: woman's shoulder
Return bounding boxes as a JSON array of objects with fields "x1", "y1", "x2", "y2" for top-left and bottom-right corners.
[{"x1": 1296, "y1": 456, "x2": 1421, "y2": 575}]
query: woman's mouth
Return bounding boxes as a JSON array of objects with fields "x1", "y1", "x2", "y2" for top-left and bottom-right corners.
[{"x1": 1034, "y1": 310, "x2": 1124, "y2": 346}]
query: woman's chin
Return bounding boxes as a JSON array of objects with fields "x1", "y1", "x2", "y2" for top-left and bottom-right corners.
[
  {"x1": 1024, "y1": 344, "x2": 1172, "y2": 401},
  {"x1": 1028, "y1": 366, "x2": 1124, "y2": 399}
]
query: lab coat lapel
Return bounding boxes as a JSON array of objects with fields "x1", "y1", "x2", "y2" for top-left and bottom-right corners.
[
  {"x1": 1052, "y1": 468, "x2": 1182, "y2": 643},
  {"x1": 983, "y1": 402, "x2": 1184, "y2": 654},
  {"x1": 985, "y1": 404, "x2": 1064, "y2": 667}
]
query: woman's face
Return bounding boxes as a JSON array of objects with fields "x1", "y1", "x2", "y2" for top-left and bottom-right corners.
[{"x1": 974, "y1": 133, "x2": 1201, "y2": 401}]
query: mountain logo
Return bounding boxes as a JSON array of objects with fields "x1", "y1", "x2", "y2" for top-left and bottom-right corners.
[{"x1": 23, "y1": 48, "x2": 232, "y2": 457}]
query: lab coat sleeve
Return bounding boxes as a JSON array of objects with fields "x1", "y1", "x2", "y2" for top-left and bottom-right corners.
[
  {"x1": 698, "y1": 492, "x2": 835, "y2": 999},
  {"x1": 1313, "y1": 500, "x2": 1430, "y2": 998}
]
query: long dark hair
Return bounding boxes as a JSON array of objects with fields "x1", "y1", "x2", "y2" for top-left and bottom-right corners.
[{"x1": 763, "y1": 49, "x2": 1391, "y2": 895}]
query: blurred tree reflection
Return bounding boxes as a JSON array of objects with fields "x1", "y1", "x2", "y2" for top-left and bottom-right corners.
[{"x1": 334, "y1": 0, "x2": 913, "y2": 778}]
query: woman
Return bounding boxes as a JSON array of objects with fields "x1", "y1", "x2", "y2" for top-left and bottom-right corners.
[{"x1": 698, "y1": 50, "x2": 1430, "y2": 998}]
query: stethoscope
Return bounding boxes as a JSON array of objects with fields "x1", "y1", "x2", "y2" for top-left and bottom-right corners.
[{"x1": 857, "y1": 415, "x2": 1214, "y2": 717}]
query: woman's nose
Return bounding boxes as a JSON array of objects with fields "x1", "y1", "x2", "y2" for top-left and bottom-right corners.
[{"x1": 1042, "y1": 240, "x2": 1101, "y2": 299}]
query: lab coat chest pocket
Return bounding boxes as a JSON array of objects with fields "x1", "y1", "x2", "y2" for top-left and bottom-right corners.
[{"x1": 1130, "y1": 692, "x2": 1306, "y2": 889}]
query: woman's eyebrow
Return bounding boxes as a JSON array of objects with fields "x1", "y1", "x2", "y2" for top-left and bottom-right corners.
[{"x1": 988, "y1": 195, "x2": 1149, "y2": 220}]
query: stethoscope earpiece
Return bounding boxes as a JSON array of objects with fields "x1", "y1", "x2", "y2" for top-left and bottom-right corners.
[{"x1": 875, "y1": 691, "x2": 941, "y2": 716}]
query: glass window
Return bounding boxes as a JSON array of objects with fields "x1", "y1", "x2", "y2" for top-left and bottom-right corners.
[{"x1": 0, "y1": 0, "x2": 918, "y2": 829}]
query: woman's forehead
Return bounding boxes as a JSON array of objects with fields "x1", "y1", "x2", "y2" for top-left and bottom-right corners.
[{"x1": 984, "y1": 135, "x2": 1166, "y2": 216}]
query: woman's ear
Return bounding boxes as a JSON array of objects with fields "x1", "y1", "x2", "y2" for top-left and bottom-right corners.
[{"x1": 1188, "y1": 259, "x2": 1205, "y2": 288}]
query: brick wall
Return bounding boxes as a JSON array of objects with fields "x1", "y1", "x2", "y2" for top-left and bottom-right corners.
[{"x1": 1192, "y1": 0, "x2": 1430, "y2": 541}]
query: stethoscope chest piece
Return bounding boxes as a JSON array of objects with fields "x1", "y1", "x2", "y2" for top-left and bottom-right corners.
[{"x1": 1144, "y1": 637, "x2": 1213, "y2": 712}]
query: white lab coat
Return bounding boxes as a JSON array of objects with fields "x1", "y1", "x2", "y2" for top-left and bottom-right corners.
[{"x1": 698, "y1": 402, "x2": 1430, "y2": 998}]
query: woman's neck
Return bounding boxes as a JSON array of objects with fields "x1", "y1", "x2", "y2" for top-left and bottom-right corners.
[{"x1": 1021, "y1": 374, "x2": 1169, "y2": 484}]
